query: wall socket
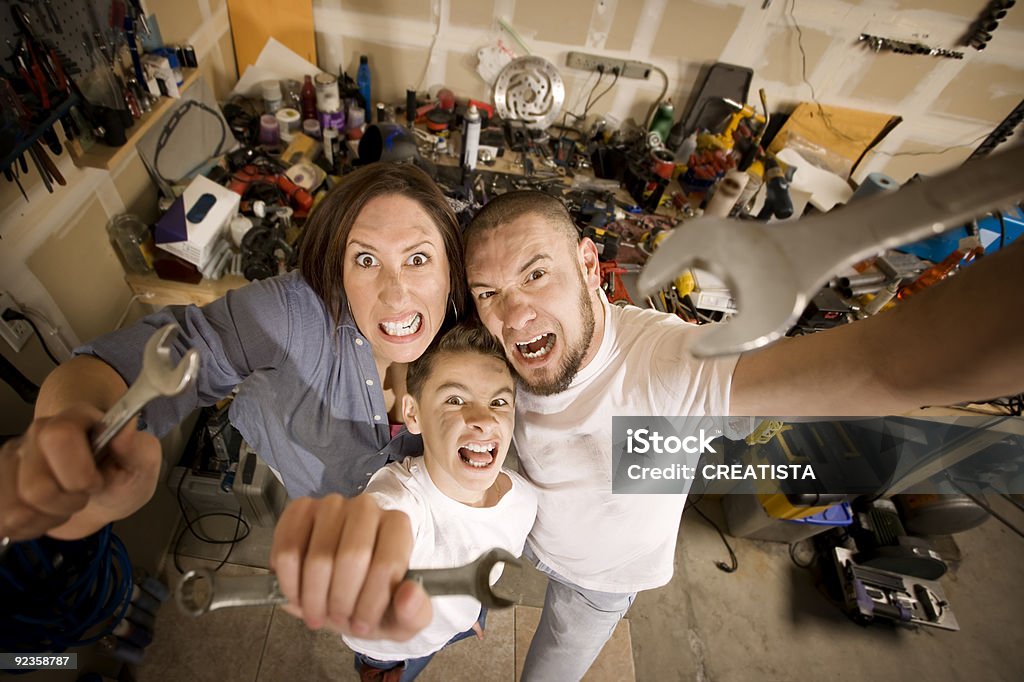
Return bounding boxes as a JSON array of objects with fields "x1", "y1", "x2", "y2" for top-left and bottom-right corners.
[
  {"x1": 0, "y1": 292, "x2": 33, "y2": 352},
  {"x1": 566, "y1": 51, "x2": 652, "y2": 80}
]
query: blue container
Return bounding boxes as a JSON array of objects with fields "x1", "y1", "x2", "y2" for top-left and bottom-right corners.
[
  {"x1": 782, "y1": 501, "x2": 853, "y2": 528},
  {"x1": 357, "y1": 55, "x2": 372, "y2": 123},
  {"x1": 896, "y1": 206, "x2": 1024, "y2": 262}
]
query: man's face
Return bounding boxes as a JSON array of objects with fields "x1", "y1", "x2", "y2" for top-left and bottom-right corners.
[
  {"x1": 466, "y1": 214, "x2": 601, "y2": 395},
  {"x1": 403, "y1": 351, "x2": 515, "y2": 504}
]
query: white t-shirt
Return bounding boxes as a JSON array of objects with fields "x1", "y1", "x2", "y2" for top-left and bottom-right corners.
[
  {"x1": 343, "y1": 456, "x2": 537, "y2": 660},
  {"x1": 515, "y1": 297, "x2": 738, "y2": 593}
]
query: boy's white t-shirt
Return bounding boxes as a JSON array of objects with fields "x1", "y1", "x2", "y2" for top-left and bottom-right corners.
[
  {"x1": 514, "y1": 297, "x2": 738, "y2": 593},
  {"x1": 343, "y1": 456, "x2": 537, "y2": 661}
]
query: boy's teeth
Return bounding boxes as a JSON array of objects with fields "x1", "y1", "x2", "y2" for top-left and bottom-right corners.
[
  {"x1": 380, "y1": 313, "x2": 422, "y2": 337},
  {"x1": 463, "y1": 443, "x2": 493, "y2": 453}
]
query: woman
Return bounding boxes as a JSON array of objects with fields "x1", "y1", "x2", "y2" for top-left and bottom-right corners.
[{"x1": 0, "y1": 162, "x2": 466, "y2": 543}]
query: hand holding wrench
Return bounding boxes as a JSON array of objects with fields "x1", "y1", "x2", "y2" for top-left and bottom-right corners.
[
  {"x1": 176, "y1": 548, "x2": 522, "y2": 616},
  {"x1": 0, "y1": 325, "x2": 199, "y2": 558}
]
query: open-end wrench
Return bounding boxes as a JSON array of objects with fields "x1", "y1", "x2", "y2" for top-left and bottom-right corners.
[
  {"x1": 637, "y1": 143, "x2": 1024, "y2": 357},
  {"x1": 176, "y1": 548, "x2": 522, "y2": 616},
  {"x1": 0, "y1": 325, "x2": 199, "y2": 560},
  {"x1": 92, "y1": 324, "x2": 200, "y2": 455}
]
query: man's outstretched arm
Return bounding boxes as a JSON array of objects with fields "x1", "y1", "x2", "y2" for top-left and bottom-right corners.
[{"x1": 730, "y1": 238, "x2": 1024, "y2": 417}]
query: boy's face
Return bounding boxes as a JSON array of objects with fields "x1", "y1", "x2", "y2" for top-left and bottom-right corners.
[{"x1": 403, "y1": 350, "x2": 515, "y2": 504}]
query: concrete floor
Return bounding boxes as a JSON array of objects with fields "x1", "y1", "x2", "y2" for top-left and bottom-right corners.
[{"x1": 132, "y1": 495, "x2": 1024, "y2": 681}]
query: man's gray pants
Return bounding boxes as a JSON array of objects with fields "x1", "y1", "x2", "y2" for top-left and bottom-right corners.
[{"x1": 521, "y1": 545, "x2": 637, "y2": 681}]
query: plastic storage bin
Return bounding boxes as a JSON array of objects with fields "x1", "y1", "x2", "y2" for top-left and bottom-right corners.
[{"x1": 724, "y1": 494, "x2": 853, "y2": 543}]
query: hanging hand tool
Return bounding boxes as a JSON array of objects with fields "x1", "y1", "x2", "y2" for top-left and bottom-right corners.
[{"x1": 43, "y1": 0, "x2": 62, "y2": 34}]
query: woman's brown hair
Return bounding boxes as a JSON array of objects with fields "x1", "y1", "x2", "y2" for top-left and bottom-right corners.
[{"x1": 298, "y1": 162, "x2": 467, "y2": 327}]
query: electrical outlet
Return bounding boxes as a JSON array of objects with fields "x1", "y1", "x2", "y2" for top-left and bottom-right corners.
[
  {"x1": 0, "y1": 291, "x2": 33, "y2": 353},
  {"x1": 566, "y1": 51, "x2": 652, "y2": 79}
]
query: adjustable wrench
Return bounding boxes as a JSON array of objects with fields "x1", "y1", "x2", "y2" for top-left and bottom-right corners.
[
  {"x1": 638, "y1": 143, "x2": 1024, "y2": 357},
  {"x1": 176, "y1": 548, "x2": 522, "y2": 616}
]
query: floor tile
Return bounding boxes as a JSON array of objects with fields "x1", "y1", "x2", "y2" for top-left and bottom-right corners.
[{"x1": 136, "y1": 560, "x2": 275, "y2": 682}]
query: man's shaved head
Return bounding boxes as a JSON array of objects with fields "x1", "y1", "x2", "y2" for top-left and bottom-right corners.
[{"x1": 463, "y1": 191, "x2": 579, "y2": 254}]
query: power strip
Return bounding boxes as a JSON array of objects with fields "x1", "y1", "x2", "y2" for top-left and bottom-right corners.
[
  {"x1": 0, "y1": 292, "x2": 33, "y2": 352},
  {"x1": 566, "y1": 51, "x2": 653, "y2": 79}
]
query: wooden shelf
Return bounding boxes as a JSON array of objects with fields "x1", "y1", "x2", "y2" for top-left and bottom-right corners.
[
  {"x1": 70, "y1": 68, "x2": 201, "y2": 171},
  {"x1": 125, "y1": 271, "x2": 248, "y2": 307}
]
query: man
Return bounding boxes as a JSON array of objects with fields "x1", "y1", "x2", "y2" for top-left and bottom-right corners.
[{"x1": 463, "y1": 190, "x2": 1024, "y2": 680}]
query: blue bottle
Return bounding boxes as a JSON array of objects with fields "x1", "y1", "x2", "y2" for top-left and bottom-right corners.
[{"x1": 357, "y1": 55, "x2": 372, "y2": 123}]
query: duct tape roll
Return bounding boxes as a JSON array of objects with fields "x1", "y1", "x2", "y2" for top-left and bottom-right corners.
[
  {"x1": 275, "y1": 107, "x2": 301, "y2": 141},
  {"x1": 852, "y1": 172, "x2": 899, "y2": 201}
]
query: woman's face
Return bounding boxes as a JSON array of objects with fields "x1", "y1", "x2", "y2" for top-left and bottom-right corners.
[{"x1": 343, "y1": 194, "x2": 452, "y2": 368}]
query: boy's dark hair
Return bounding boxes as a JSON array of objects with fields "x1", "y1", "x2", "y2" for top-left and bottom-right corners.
[{"x1": 406, "y1": 321, "x2": 512, "y2": 401}]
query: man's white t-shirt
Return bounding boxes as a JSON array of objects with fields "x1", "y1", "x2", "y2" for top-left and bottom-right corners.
[
  {"x1": 515, "y1": 297, "x2": 738, "y2": 593},
  {"x1": 343, "y1": 456, "x2": 537, "y2": 660}
]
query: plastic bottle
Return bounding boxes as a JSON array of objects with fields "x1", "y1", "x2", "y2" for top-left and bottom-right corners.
[
  {"x1": 357, "y1": 55, "x2": 372, "y2": 122},
  {"x1": 649, "y1": 100, "x2": 674, "y2": 146},
  {"x1": 300, "y1": 75, "x2": 317, "y2": 122},
  {"x1": 463, "y1": 104, "x2": 481, "y2": 169}
]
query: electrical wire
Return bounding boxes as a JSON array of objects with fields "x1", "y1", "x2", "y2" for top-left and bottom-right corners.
[
  {"x1": 19, "y1": 306, "x2": 73, "y2": 359},
  {"x1": 172, "y1": 418, "x2": 251, "y2": 574},
  {"x1": 584, "y1": 68, "x2": 620, "y2": 120},
  {"x1": 0, "y1": 525, "x2": 133, "y2": 654},
  {"x1": 416, "y1": 3, "x2": 444, "y2": 93},
  {"x1": 684, "y1": 494, "x2": 738, "y2": 573},
  {"x1": 643, "y1": 65, "x2": 670, "y2": 130},
  {"x1": 787, "y1": 0, "x2": 862, "y2": 145},
  {"x1": 1, "y1": 309, "x2": 59, "y2": 365}
]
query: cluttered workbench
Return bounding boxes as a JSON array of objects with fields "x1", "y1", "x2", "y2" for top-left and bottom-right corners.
[{"x1": 107, "y1": 48, "x2": 1023, "y2": 349}]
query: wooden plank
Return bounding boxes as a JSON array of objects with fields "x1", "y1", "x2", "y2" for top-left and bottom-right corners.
[
  {"x1": 226, "y1": 0, "x2": 316, "y2": 77},
  {"x1": 125, "y1": 272, "x2": 249, "y2": 307}
]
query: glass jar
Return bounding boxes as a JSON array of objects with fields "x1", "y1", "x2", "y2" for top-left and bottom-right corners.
[{"x1": 107, "y1": 214, "x2": 154, "y2": 274}]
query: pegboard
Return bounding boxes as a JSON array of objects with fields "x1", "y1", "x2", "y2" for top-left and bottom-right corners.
[{"x1": 1, "y1": 0, "x2": 139, "y2": 78}]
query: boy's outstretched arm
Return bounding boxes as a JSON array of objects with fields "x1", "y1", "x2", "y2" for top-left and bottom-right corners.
[
  {"x1": 270, "y1": 494, "x2": 433, "y2": 640},
  {"x1": 730, "y1": 237, "x2": 1024, "y2": 417}
]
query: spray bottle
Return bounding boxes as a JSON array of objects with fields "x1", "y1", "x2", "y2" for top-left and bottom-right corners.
[{"x1": 463, "y1": 104, "x2": 481, "y2": 170}]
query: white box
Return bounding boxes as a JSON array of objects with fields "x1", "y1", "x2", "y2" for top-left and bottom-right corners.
[{"x1": 155, "y1": 175, "x2": 240, "y2": 268}]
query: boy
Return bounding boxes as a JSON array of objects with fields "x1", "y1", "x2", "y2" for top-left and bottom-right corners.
[{"x1": 341, "y1": 322, "x2": 537, "y2": 680}]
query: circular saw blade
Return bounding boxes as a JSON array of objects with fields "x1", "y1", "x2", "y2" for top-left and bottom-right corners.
[{"x1": 493, "y1": 56, "x2": 565, "y2": 130}]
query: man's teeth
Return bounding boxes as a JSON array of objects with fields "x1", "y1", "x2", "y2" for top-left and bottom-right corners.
[
  {"x1": 463, "y1": 443, "x2": 493, "y2": 453},
  {"x1": 380, "y1": 313, "x2": 422, "y2": 337},
  {"x1": 516, "y1": 333, "x2": 554, "y2": 359}
]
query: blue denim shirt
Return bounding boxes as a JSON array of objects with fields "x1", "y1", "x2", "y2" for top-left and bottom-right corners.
[{"x1": 76, "y1": 270, "x2": 423, "y2": 499}]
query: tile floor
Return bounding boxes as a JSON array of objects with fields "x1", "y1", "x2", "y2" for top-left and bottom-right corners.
[{"x1": 131, "y1": 494, "x2": 1024, "y2": 681}]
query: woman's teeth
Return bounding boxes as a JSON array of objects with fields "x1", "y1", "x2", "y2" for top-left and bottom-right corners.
[
  {"x1": 380, "y1": 313, "x2": 422, "y2": 337},
  {"x1": 517, "y1": 333, "x2": 555, "y2": 359}
]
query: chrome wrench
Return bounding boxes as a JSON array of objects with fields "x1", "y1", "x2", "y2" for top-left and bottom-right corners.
[
  {"x1": 0, "y1": 324, "x2": 199, "y2": 559},
  {"x1": 176, "y1": 548, "x2": 522, "y2": 616},
  {"x1": 92, "y1": 324, "x2": 200, "y2": 454},
  {"x1": 637, "y1": 143, "x2": 1024, "y2": 357}
]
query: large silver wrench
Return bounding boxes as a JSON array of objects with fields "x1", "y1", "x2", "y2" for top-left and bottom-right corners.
[
  {"x1": 637, "y1": 144, "x2": 1024, "y2": 357},
  {"x1": 175, "y1": 548, "x2": 522, "y2": 616},
  {"x1": 91, "y1": 324, "x2": 200, "y2": 455},
  {"x1": 0, "y1": 324, "x2": 199, "y2": 560}
]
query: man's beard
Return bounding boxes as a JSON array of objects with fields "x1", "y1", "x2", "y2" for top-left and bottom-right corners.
[{"x1": 518, "y1": 277, "x2": 596, "y2": 396}]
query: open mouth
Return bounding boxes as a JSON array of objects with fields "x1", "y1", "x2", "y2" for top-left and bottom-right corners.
[
  {"x1": 459, "y1": 442, "x2": 497, "y2": 469},
  {"x1": 515, "y1": 333, "x2": 555, "y2": 360},
  {"x1": 379, "y1": 312, "x2": 422, "y2": 338}
]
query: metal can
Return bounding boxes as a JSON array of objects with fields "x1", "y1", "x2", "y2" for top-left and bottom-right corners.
[{"x1": 314, "y1": 73, "x2": 341, "y2": 113}]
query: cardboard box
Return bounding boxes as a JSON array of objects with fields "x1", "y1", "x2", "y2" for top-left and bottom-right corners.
[{"x1": 155, "y1": 176, "x2": 240, "y2": 268}]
